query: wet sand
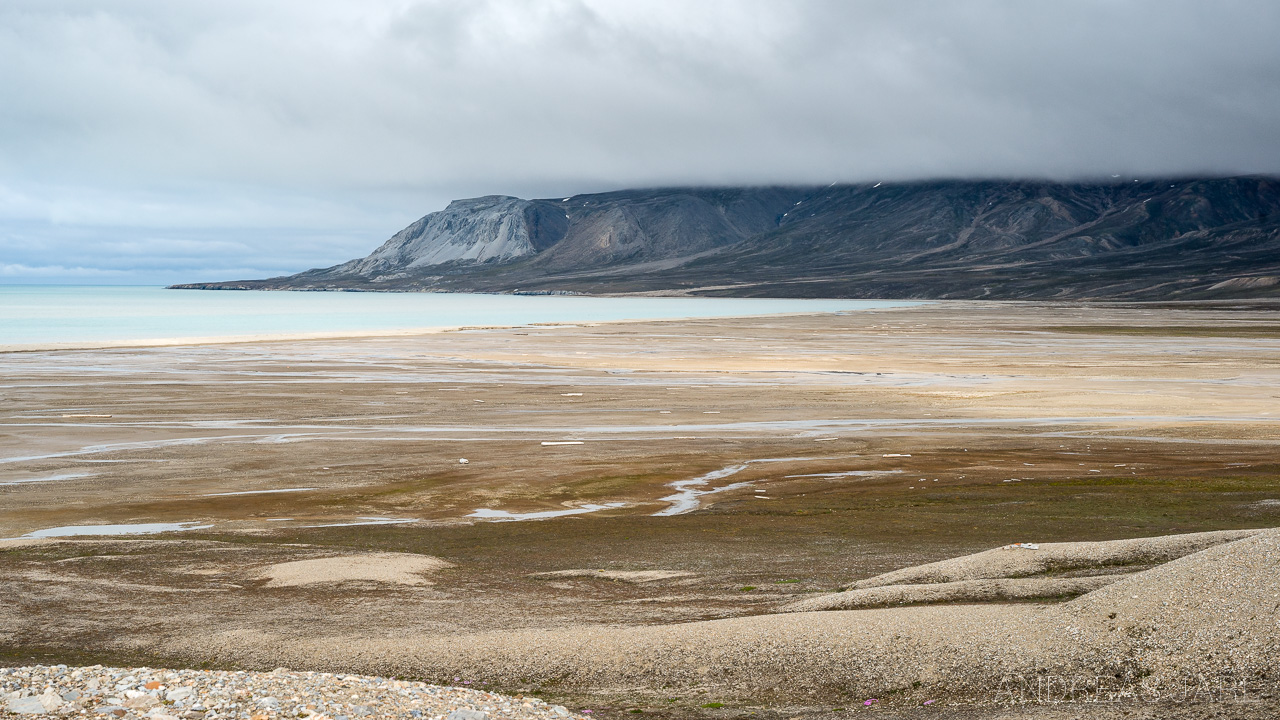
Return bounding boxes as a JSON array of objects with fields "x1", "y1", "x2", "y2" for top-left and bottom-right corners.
[{"x1": 2, "y1": 300, "x2": 1278, "y2": 718}]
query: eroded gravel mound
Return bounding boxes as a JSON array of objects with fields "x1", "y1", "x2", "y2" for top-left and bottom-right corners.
[
  {"x1": 851, "y1": 529, "x2": 1259, "y2": 588},
  {"x1": 1056, "y1": 528, "x2": 1280, "y2": 681},
  {"x1": 785, "y1": 575, "x2": 1118, "y2": 612},
  {"x1": 181, "y1": 529, "x2": 1279, "y2": 705}
]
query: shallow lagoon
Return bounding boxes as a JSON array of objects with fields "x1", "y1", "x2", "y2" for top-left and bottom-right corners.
[{"x1": 0, "y1": 285, "x2": 917, "y2": 348}]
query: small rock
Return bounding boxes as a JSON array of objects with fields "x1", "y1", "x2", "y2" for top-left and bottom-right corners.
[
  {"x1": 7, "y1": 696, "x2": 51, "y2": 715},
  {"x1": 447, "y1": 710, "x2": 488, "y2": 720},
  {"x1": 125, "y1": 694, "x2": 161, "y2": 710},
  {"x1": 38, "y1": 689, "x2": 63, "y2": 711},
  {"x1": 167, "y1": 687, "x2": 196, "y2": 702}
]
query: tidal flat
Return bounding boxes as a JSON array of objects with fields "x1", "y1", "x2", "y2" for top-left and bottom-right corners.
[{"x1": 2, "y1": 300, "x2": 1278, "y2": 719}]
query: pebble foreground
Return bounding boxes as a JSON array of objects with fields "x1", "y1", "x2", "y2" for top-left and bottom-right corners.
[{"x1": 2, "y1": 666, "x2": 579, "y2": 720}]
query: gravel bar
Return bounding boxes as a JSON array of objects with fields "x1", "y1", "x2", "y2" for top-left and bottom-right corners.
[{"x1": 2, "y1": 666, "x2": 579, "y2": 720}]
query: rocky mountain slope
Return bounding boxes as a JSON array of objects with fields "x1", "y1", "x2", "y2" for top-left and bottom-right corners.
[
  {"x1": 174, "y1": 177, "x2": 1280, "y2": 299},
  {"x1": 340, "y1": 195, "x2": 570, "y2": 273}
]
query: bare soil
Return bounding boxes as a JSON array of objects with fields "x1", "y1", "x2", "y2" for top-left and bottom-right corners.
[{"x1": 2, "y1": 300, "x2": 1278, "y2": 717}]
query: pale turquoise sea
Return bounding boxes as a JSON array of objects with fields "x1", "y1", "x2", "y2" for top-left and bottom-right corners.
[{"x1": 0, "y1": 286, "x2": 917, "y2": 348}]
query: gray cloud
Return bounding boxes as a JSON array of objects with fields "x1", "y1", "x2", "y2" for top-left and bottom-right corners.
[{"x1": 2, "y1": 0, "x2": 1279, "y2": 282}]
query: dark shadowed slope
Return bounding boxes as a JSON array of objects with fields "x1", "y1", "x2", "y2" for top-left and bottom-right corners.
[{"x1": 174, "y1": 177, "x2": 1280, "y2": 299}]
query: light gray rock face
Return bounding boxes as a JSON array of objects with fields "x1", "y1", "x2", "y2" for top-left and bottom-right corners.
[
  {"x1": 7, "y1": 690, "x2": 60, "y2": 714},
  {"x1": 7, "y1": 695, "x2": 49, "y2": 714},
  {"x1": 343, "y1": 196, "x2": 568, "y2": 275}
]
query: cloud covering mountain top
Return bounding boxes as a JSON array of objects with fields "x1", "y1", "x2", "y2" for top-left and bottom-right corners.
[{"x1": 3, "y1": 1, "x2": 1279, "y2": 283}]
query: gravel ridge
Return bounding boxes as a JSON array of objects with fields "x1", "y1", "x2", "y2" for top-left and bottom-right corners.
[
  {"x1": 4, "y1": 530, "x2": 1276, "y2": 711},
  {"x1": 784, "y1": 575, "x2": 1118, "y2": 611},
  {"x1": 850, "y1": 529, "x2": 1260, "y2": 588},
  {"x1": 2, "y1": 666, "x2": 578, "y2": 720}
]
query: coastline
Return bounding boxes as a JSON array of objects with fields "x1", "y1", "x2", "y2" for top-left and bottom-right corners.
[
  {"x1": 0, "y1": 302, "x2": 926, "y2": 354},
  {"x1": 3, "y1": 300, "x2": 1278, "y2": 718},
  {"x1": 0, "y1": 325, "x2": 469, "y2": 354}
]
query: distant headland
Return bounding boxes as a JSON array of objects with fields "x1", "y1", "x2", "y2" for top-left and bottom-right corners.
[{"x1": 172, "y1": 177, "x2": 1280, "y2": 300}]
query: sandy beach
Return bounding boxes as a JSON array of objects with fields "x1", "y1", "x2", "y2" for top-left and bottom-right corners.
[{"x1": 2, "y1": 300, "x2": 1278, "y2": 718}]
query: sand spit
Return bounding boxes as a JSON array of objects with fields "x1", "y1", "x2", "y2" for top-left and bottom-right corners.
[
  {"x1": 189, "y1": 529, "x2": 1278, "y2": 706},
  {"x1": 530, "y1": 569, "x2": 696, "y2": 583},
  {"x1": 850, "y1": 528, "x2": 1261, "y2": 588},
  {"x1": 257, "y1": 552, "x2": 453, "y2": 588},
  {"x1": 785, "y1": 575, "x2": 1118, "y2": 612},
  {"x1": 0, "y1": 537, "x2": 54, "y2": 549}
]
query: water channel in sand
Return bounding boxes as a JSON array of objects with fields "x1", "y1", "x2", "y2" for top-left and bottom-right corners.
[{"x1": 16, "y1": 521, "x2": 213, "y2": 539}]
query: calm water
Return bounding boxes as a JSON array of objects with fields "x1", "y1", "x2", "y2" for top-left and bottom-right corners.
[{"x1": 1, "y1": 285, "x2": 917, "y2": 348}]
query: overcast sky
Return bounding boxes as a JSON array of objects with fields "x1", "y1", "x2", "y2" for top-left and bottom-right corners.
[{"x1": 3, "y1": 0, "x2": 1279, "y2": 284}]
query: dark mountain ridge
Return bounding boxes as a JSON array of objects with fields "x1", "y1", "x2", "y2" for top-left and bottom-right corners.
[{"x1": 173, "y1": 177, "x2": 1280, "y2": 299}]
